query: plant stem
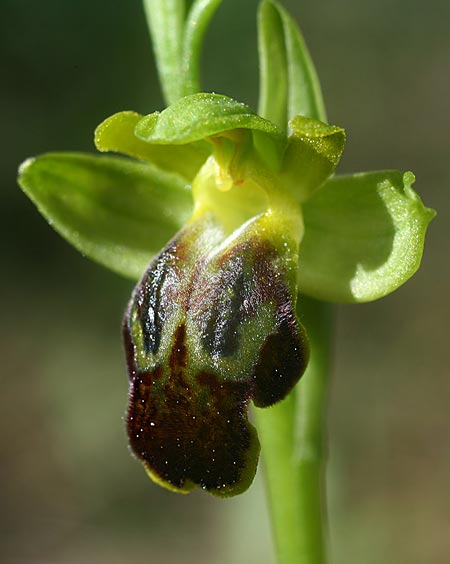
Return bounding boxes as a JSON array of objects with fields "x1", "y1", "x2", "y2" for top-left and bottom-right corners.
[{"x1": 254, "y1": 296, "x2": 333, "y2": 564}]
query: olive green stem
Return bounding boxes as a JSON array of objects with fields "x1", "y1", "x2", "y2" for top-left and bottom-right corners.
[{"x1": 254, "y1": 296, "x2": 332, "y2": 564}]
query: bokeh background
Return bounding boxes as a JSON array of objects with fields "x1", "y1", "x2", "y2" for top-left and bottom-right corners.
[{"x1": 1, "y1": 0, "x2": 448, "y2": 563}]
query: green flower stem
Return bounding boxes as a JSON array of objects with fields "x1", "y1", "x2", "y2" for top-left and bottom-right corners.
[{"x1": 254, "y1": 296, "x2": 332, "y2": 564}]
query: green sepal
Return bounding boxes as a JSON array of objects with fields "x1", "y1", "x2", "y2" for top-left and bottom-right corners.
[
  {"x1": 18, "y1": 152, "x2": 192, "y2": 280},
  {"x1": 281, "y1": 115, "x2": 346, "y2": 202},
  {"x1": 136, "y1": 93, "x2": 283, "y2": 144},
  {"x1": 94, "y1": 111, "x2": 210, "y2": 181},
  {"x1": 135, "y1": 93, "x2": 287, "y2": 172},
  {"x1": 299, "y1": 171, "x2": 436, "y2": 302}
]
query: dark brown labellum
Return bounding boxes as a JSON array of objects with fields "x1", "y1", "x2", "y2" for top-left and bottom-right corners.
[{"x1": 123, "y1": 213, "x2": 308, "y2": 496}]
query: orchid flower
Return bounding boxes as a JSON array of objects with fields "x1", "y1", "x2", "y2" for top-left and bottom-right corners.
[{"x1": 18, "y1": 0, "x2": 434, "y2": 502}]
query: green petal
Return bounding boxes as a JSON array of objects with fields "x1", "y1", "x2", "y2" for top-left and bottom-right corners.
[
  {"x1": 18, "y1": 152, "x2": 192, "y2": 280},
  {"x1": 257, "y1": 0, "x2": 288, "y2": 129},
  {"x1": 299, "y1": 171, "x2": 435, "y2": 302},
  {"x1": 265, "y1": 0, "x2": 326, "y2": 122},
  {"x1": 95, "y1": 111, "x2": 210, "y2": 181},
  {"x1": 281, "y1": 115, "x2": 346, "y2": 202}
]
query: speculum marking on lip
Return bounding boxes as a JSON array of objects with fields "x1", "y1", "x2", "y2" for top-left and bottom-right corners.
[
  {"x1": 135, "y1": 243, "x2": 175, "y2": 356},
  {"x1": 198, "y1": 255, "x2": 248, "y2": 358},
  {"x1": 123, "y1": 216, "x2": 308, "y2": 496}
]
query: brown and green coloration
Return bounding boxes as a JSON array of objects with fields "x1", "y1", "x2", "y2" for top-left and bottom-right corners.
[
  {"x1": 17, "y1": 1, "x2": 435, "y2": 560},
  {"x1": 18, "y1": 85, "x2": 432, "y2": 500},
  {"x1": 111, "y1": 94, "x2": 340, "y2": 496},
  {"x1": 124, "y1": 209, "x2": 309, "y2": 496}
]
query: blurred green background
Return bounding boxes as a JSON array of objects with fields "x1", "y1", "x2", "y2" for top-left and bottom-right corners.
[{"x1": 1, "y1": 0, "x2": 448, "y2": 563}]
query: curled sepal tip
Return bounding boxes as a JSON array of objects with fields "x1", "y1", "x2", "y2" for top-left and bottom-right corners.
[{"x1": 123, "y1": 213, "x2": 308, "y2": 496}]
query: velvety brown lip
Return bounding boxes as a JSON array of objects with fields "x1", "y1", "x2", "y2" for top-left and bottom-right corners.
[{"x1": 123, "y1": 217, "x2": 308, "y2": 495}]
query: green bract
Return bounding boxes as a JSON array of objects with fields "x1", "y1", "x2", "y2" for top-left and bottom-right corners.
[{"x1": 18, "y1": 0, "x2": 434, "y2": 496}]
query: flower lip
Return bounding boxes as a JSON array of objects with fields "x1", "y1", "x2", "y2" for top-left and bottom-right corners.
[{"x1": 123, "y1": 211, "x2": 309, "y2": 496}]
